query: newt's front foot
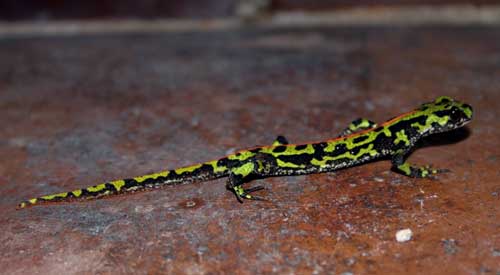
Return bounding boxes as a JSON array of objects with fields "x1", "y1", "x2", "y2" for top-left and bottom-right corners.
[
  {"x1": 394, "y1": 162, "x2": 450, "y2": 178},
  {"x1": 420, "y1": 166, "x2": 451, "y2": 179}
]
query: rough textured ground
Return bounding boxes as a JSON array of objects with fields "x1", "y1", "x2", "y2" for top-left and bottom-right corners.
[{"x1": 0, "y1": 26, "x2": 499, "y2": 274}]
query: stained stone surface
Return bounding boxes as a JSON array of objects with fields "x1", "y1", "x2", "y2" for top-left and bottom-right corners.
[{"x1": 0, "y1": 26, "x2": 499, "y2": 274}]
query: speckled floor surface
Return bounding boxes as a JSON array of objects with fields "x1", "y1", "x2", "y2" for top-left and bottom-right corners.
[{"x1": 1, "y1": 26, "x2": 499, "y2": 274}]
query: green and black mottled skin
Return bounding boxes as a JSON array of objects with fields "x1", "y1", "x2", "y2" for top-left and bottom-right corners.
[{"x1": 18, "y1": 96, "x2": 473, "y2": 209}]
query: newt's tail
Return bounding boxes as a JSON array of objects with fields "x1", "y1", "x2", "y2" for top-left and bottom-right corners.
[{"x1": 17, "y1": 160, "x2": 229, "y2": 209}]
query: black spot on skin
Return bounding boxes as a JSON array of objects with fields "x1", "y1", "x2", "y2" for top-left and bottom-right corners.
[
  {"x1": 314, "y1": 142, "x2": 327, "y2": 149},
  {"x1": 372, "y1": 132, "x2": 393, "y2": 155},
  {"x1": 179, "y1": 164, "x2": 214, "y2": 181},
  {"x1": 353, "y1": 135, "x2": 369, "y2": 143},
  {"x1": 434, "y1": 110, "x2": 451, "y2": 118},
  {"x1": 80, "y1": 186, "x2": 109, "y2": 198},
  {"x1": 349, "y1": 144, "x2": 371, "y2": 156},
  {"x1": 143, "y1": 177, "x2": 162, "y2": 187},
  {"x1": 254, "y1": 152, "x2": 279, "y2": 171},
  {"x1": 65, "y1": 192, "x2": 76, "y2": 199},
  {"x1": 388, "y1": 115, "x2": 427, "y2": 134},
  {"x1": 312, "y1": 154, "x2": 323, "y2": 161},
  {"x1": 431, "y1": 122, "x2": 441, "y2": 129},
  {"x1": 80, "y1": 189, "x2": 91, "y2": 197},
  {"x1": 223, "y1": 158, "x2": 243, "y2": 169},
  {"x1": 352, "y1": 118, "x2": 364, "y2": 126},
  {"x1": 176, "y1": 165, "x2": 213, "y2": 178},
  {"x1": 278, "y1": 154, "x2": 314, "y2": 166},
  {"x1": 217, "y1": 158, "x2": 229, "y2": 167},
  {"x1": 437, "y1": 97, "x2": 451, "y2": 105},
  {"x1": 124, "y1": 178, "x2": 140, "y2": 189},
  {"x1": 273, "y1": 145, "x2": 287, "y2": 153},
  {"x1": 295, "y1": 144, "x2": 307, "y2": 150},
  {"x1": 312, "y1": 143, "x2": 327, "y2": 161},
  {"x1": 199, "y1": 163, "x2": 215, "y2": 173},
  {"x1": 105, "y1": 182, "x2": 117, "y2": 192},
  {"x1": 327, "y1": 143, "x2": 348, "y2": 157},
  {"x1": 250, "y1": 148, "x2": 261, "y2": 154}
]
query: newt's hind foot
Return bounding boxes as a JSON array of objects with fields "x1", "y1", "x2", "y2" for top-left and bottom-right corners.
[{"x1": 230, "y1": 185, "x2": 267, "y2": 203}]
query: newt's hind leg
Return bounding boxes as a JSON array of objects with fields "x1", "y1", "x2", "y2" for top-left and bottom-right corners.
[
  {"x1": 226, "y1": 154, "x2": 275, "y2": 202},
  {"x1": 227, "y1": 173, "x2": 266, "y2": 202},
  {"x1": 391, "y1": 151, "x2": 449, "y2": 178},
  {"x1": 339, "y1": 118, "x2": 377, "y2": 137},
  {"x1": 227, "y1": 136, "x2": 289, "y2": 201}
]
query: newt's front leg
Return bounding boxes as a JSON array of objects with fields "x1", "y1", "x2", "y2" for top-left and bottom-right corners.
[{"x1": 391, "y1": 150, "x2": 448, "y2": 178}]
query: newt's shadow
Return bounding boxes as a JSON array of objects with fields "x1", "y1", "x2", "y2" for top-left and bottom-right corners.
[
  {"x1": 416, "y1": 126, "x2": 472, "y2": 149},
  {"x1": 386, "y1": 126, "x2": 472, "y2": 175}
]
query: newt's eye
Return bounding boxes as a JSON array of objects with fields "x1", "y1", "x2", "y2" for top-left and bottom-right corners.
[{"x1": 449, "y1": 107, "x2": 461, "y2": 121}]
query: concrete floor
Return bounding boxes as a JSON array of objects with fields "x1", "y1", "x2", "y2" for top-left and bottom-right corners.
[{"x1": 0, "y1": 26, "x2": 499, "y2": 274}]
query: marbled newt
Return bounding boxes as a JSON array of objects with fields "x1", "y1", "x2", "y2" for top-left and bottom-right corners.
[{"x1": 18, "y1": 96, "x2": 473, "y2": 209}]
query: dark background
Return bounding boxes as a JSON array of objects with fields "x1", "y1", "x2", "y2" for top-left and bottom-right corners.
[{"x1": 0, "y1": 0, "x2": 499, "y2": 21}]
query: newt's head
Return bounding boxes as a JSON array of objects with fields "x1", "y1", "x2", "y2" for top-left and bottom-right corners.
[{"x1": 418, "y1": 96, "x2": 473, "y2": 135}]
